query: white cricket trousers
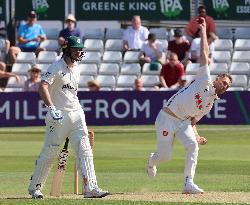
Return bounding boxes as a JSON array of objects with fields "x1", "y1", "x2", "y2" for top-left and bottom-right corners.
[
  {"x1": 28, "y1": 108, "x2": 97, "y2": 192},
  {"x1": 151, "y1": 109, "x2": 199, "y2": 180}
]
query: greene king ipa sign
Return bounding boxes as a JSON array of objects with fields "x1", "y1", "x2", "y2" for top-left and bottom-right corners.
[
  {"x1": 75, "y1": 0, "x2": 190, "y2": 20},
  {"x1": 204, "y1": 0, "x2": 250, "y2": 20},
  {"x1": 15, "y1": 0, "x2": 65, "y2": 20}
]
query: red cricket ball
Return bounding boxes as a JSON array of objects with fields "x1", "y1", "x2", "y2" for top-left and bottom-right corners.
[{"x1": 197, "y1": 17, "x2": 204, "y2": 24}]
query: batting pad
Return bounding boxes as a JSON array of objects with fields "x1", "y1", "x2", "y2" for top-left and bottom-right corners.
[
  {"x1": 28, "y1": 145, "x2": 60, "y2": 192},
  {"x1": 78, "y1": 136, "x2": 98, "y2": 192}
]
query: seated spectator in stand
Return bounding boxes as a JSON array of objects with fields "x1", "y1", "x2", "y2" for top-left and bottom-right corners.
[
  {"x1": 23, "y1": 64, "x2": 41, "y2": 92},
  {"x1": 0, "y1": 61, "x2": 6, "y2": 71},
  {"x1": 134, "y1": 78, "x2": 145, "y2": 91},
  {"x1": 185, "y1": 5, "x2": 216, "y2": 41},
  {"x1": 138, "y1": 33, "x2": 165, "y2": 70},
  {"x1": 0, "y1": 61, "x2": 20, "y2": 85},
  {"x1": 123, "y1": 15, "x2": 149, "y2": 51},
  {"x1": 9, "y1": 11, "x2": 46, "y2": 64},
  {"x1": 58, "y1": 14, "x2": 82, "y2": 47},
  {"x1": 167, "y1": 29, "x2": 191, "y2": 69},
  {"x1": 160, "y1": 52, "x2": 185, "y2": 89},
  {"x1": 87, "y1": 80, "x2": 100, "y2": 91},
  {"x1": 190, "y1": 32, "x2": 217, "y2": 64}
]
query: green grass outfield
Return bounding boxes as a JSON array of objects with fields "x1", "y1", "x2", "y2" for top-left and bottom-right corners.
[{"x1": 0, "y1": 125, "x2": 249, "y2": 205}]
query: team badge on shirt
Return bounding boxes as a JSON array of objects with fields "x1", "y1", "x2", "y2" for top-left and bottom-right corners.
[
  {"x1": 195, "y1": 93, "x2": 203, "y2": 110},
  {"x1": 162, "y1": 130, "x2": 168, "y2": 136}
]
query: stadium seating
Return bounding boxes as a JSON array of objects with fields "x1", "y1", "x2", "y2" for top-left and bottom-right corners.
[
  {"x1": 123, "y1": 51, "x2": 140, "y2": 63},
  {"x1": 103, "y1": 51, "x2": 122, "y2": 63},
  {"x1": 83, "y1": 28, "x2": 105, "y2": 39},
  {"x1": 79, "y1": 75, "x2": 94, "y2": 88},
  {"x1": 83, "y1": 52, "x2": 102, "y2": 64},
  {"x1": 11, "y1": 63, "x2": 31, "y2": 75},
  {"x1": 105, "y1": 28, "x2": 124, "y2": 39},
  {"x1": 115, "y1": 87, "x2": 133, "y2": 91},
  {"x1": 120, "y1": 63, "x2": 141, "y2": 75},
  {"x1": 117, "y1": 75, "x2": 137, "y2": 87},
  {"x1": 227, "y1": 87, "x2": 245, "y2": 91},
  {"x1": 216, "y1": 27, "x2": 233, "y2": 39},
  {"x1": 37, "y1": 51, "x2": 58, "y2": 63},
  {"x1": 96, "y1": 75, "x2": 116, "y2": 88},
  {"x1": 149, "y1": 28, "x2": 168, "y2": 39},
  {"x1": 209, "y1": 63, "x2": 228, "y2": 75},
  {"x1": 6, "y1": 75, "x2": 27, "y2": 88},
  {"x1": 40, "y1": 39, "x2": 60, "y2": 51},
  {"x1": 16, "y1": 52, "x2": 36, "y2": 64},
  {"x1": 234, "y1": 39, "x2": 250, "y2": 51},
  {"x1": 142, "y1": 63, "x2": 161, "y2": 75},
  {"x1": 84, "y1": 39, "x2": 104, "y2": 52},
  {"x1": 99, "y1": 63, "x2": 120, "y2": 76},
  {"x1": 229, "y1": 62, "x2": 250, "y2": 75},
  {"x1": 232, "y1": 51, "x2": 250, "y2": 63},
  {"x1": 213, "y1": 51, "x2": 231, "y2": 63},
  {"x1": 4, "y1": 87, "x2": 23, "y2": 92},
  {"x1": 141, "y1": 75, "x2": 159, "y2": 87},
  {"x1": 78, "y1": 64, "x2": 98, "y2": 75},
  {"x1": 234, "y1": 27, "x2": 250, "y2": 40},
  {"x1": 185, "y1": 63, "x2": 200, "y2": 75},
  {"x1": 214, "y1": 39, "x2": 233, "y2": 52},
  {"x1": 36, "y1": 64, "x2": 50, "y2": 74},
  {"x1": 105, "y1": 39, "x2": 123, "y2": 51},
  {"x1": 231, "y1": 75, "x2": 248, "y2": 88}
]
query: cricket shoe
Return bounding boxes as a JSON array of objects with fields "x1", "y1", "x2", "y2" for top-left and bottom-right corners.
[
  {"x1": 182, "y1": 182, "x2": 204, "y2": 194},
  {"x1": 147, "y1": 152, "x2": 157, "y2": 178},
  {"x1": 29, "y1": 189, "x2": 44, "y2": 199},
  {"x1": 84, "y1": 188, "x2": 109, "y2": 198}
]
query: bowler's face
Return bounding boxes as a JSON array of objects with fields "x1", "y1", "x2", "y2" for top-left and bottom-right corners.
[{"x1": 214, "y1": 76, "x2": 231, "y2": 95}]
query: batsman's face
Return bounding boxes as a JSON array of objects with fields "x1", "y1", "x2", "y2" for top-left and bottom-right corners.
[
  {"x1": 70, "y1": 47, "x2": 85, "y2": 61},
  {"x1": 213, "y1": 76, "x2": 231, "y2": 95}
]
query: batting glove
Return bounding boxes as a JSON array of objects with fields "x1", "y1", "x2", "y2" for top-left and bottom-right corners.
[{"x1": 49, "y1": 106, "x2": 63, "y2": 125}]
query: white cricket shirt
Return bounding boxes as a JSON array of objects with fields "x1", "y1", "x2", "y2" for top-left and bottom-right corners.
[
  {"x1": 164, "y1": 65, "x2": 218, "y2": 122},
  {"x1": 42, "y1": 58, "x2": 81, "y2": 111}
]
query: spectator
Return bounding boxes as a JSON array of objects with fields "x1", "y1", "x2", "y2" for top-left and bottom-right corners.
[
  {"x1": 134, "y1": 78, "x2": 145, "y2": 91},
  {"x1": 189, "y1": 32, "x2": 217, "y2": 64},
  {"x1": 123, "y1": 15, "x2": 149, "y2": 51},
  {"x1": 160, "y1": 52, "x2": 185, "y2": 89},
  {"x1": 168, "y1": 29, "x2": 191, "y2": 68},
  {"x1": 87, "y1": 80, "x2": 100, "y2": 91},
  {"x1": 58, "y1": 14, "x2": 82, "y2": 47},
  {"x1": 0, "y1": 61, "x2": 20, "y2": 82},
  {"x1": 139, "y1": 33, "x2": 165, "y2": 69},
  {"x1": 8, "y1": 11, "x2": 46, "y2": 64},
  {"x1": 185, "y1": 5, "x2": 216, "y2": 40},
  {"x1": 23, "y1": 64, "x2": 41, "y2": 92}
]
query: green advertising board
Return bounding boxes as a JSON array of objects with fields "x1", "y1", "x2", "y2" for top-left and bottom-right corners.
[
  {"x1": 204, "y1": 0, "x2": 250, "y2": 20},
  {"x1": 15, "y1": 0, "x2": 65, "y2": 20},
  {"x1": 0, "y1": 0, "x2": 5, "y2": 20},
  {"x1": 75, "y1": 0, "x2": 190, "y2": 21}
]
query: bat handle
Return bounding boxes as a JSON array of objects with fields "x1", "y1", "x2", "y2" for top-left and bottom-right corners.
[{"x1": 74, "y1": 160, "x2": 78, "y2": 195}]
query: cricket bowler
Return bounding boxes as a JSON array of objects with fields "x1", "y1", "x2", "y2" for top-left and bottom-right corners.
[
  {"x1": 28, "y1": 36, "x2": 109, "y2": 199},
  {"x1": 147, "y1": 18, "x2": 232, "y2": 194}
]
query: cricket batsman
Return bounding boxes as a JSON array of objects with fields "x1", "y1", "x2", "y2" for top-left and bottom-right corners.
[
  {"x1": 28, "y1": 36, "x2": 109, "y2": 199},
  {"x1": 147, "y1": 18, "x2": 232, "y2": 194}
]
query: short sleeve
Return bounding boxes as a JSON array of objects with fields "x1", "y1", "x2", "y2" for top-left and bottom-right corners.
[
  {"x1": 38, "y1": 25, "x2": 46, "y2": 36},
  {"x1": 122, "y1": 28, "x2": 129, "y2": 41},
  {"x1": 141, "y1": 43, "x2": 147, "y2": 53},
  {"x1": 143, "y1": 27, "x2": 149, "y2": 39},
  {"x1": 18, "y1": 24, "x2": 25, "y2": 37},
  {"x1": 42, "y1": 64, "x2": 59, "y2": 85}
]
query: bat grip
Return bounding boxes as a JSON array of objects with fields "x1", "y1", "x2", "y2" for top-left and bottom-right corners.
[{"x1": 63, "y1": 138, "x2": 69, "y2": 149}]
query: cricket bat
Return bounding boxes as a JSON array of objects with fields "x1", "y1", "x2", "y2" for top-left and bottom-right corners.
[{"x1": 50, "y1": 138, "x2": 69, "y2": 197}]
